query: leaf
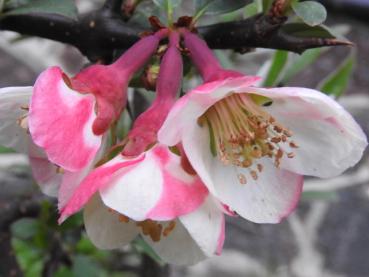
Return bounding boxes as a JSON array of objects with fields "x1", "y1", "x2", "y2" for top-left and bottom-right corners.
[
  {"x1": 292, "y1": 1, "x2": 327, "y2": 26},
  {"x1": 11, "y1": 218, "x2": 39, "y2": 240},
  {"x1": 153, "y1": 0, "x2": 182, "y2": 7},
  {"x1": 194, "y1": 0, "x2": 251, "y2": 15},
  {"x1": 281, "y1": 48, "x2": 324, "y2": 83},
  {"x1": 281, "y1": 23, "x2": 335, "y2": 39},
  {"x1": 12, "y1": 238, "x2": 44, "y2": 277},
  {"x1": 0, "y1": 145, "x2": 15, "y2": 153},
  {"x1": 318, "y1": 52, "x2": 355, "y2": 98},
  {"x1": 262, "y1": 50, "x2": 289, "y2": 87},
  {"x1": 302, "y1": 191, "x2": 338, "y2": 201},
  {"x1": 0, "y1": 0, "x2": 4, "y2": 12},
  {"x1": 262, "y1": 0, "x2": 273, "y2": 12},
  {"x1": 243, "y1": 2, "x2": 259, "y2": 18},
  {"x1": 4, "y1": 0, "x2": 78, "y2": 19},
  {"x1": 73, "y1": 255, "x2": 102, "y2": 277}
]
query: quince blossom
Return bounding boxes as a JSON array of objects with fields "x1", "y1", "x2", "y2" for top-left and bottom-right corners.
[
  {"x1": 158, "y1": 31, "x2": 368, "y2": 223},
  {"x1": 28, "y1": 33, "x2": 161, "y2": 172},
  {"x1": 58, "y1": 33, "x2": 226, "y2": 265}
]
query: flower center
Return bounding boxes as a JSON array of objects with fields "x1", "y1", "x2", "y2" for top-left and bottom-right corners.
[
  {"x1": 199, "y1": 93, "x2": 298, "y2": 184},
  {"x1": 109, "y1": 209, "x2": 176, "y2": 242}
]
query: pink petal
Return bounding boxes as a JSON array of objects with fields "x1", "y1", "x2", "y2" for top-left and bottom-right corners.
[
  {"x1": 100, "y1": 145, "x2": 209, "y2": 221},
  {"x1": 59, "y1": 154, "x2": 145, "y2": 223},
  {"x1": 29, "y1": 67, "x2": 102, "y2": 172}
]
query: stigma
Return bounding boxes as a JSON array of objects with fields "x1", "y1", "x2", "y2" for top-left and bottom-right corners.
[{"x1": 199, "y1": 93, "x2": 297, "y2": 184}]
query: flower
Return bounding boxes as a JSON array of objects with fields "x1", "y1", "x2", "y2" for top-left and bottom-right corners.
[
  {"x1": 28, "y1": 34, "x2": 161, "y2": 173},
  {"x1": 84, "y1": 192, "x2": 225, "y2": 265},
  {"x1": 57, "y1": 32, "x2": 226, "y2": 264},
  {"x1": 157, "y1": 31, "x2": 368, "y2": 224}
]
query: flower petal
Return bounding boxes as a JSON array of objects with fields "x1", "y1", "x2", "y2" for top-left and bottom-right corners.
[
  {"x1": 142, "y1": 196, "x2": 224, "y2": 265},
  {"x1": 28, "y1": 142, "x2": 62, "y2": 197},
  {"x1": 0, "y1": 86, "x2": 32, "y2": 153},
  {"x1": 101, "y1": 145, "x2": 209, "y2": 221},
  {"x1": 84, "y1": 194, "x2": 138, "y2": 249},
  {"x1": 248, "y1": 87, "x2": 368, "y2": 178},
  {"x1": 59, "y1": 154, "x2": 144, "y2": 223},
  {"x1": 158, "y1": 76, "x2": 260, "y2": 146},
  {"x1": 182, "y1": 124, "x2": 303, "y2": 223},
  {"x1": 29, "y1": 66, "x2": 102, "y2": 172}
]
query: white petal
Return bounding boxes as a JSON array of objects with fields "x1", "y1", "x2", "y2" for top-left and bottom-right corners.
[
  {"x1": 28, "y1": 141, "x2": 62, "y2": 197},
  {"x1": 99, "y1": 151, "x2": 163, "y2": 221},
  {"x1": 0, "y1": 86, "x2": 32, "y2": 153},
  {"x1": 83, "y1": 194, "x2": 138, "y2": 250},
  {"x1": 142, "y1": 196, "x2": 225, "y2": 265},
  {"x1": 179, "y1": 196, "x2": 225, "y2": 257},
  {"x1": 158, "y1": 76, "x2": 259, "y2": 146},
  {"x1": 247, "y1": 87, "x2": 368, "y2": 178},
  {"x1": 183, "y1": 124, "x2": 303, "y2": 223},
  {"x1": 142, "y1": 219, "x2": 206, "y2": 265}
]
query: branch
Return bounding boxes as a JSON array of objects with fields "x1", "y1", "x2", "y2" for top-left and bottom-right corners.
[
  {"x1": 0, "y1": 1, "x2": 352, "y2": 61},
  {"x1": 199, "y1": 16, "x2": 351, "y2": 54}
]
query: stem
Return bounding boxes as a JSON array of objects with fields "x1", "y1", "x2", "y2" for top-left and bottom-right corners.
[{"x1": 166, "y1": 0, "x2": 174, "y2": 26}]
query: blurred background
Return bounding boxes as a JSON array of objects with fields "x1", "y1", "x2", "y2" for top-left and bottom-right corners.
[{"x1": 0, "y1": 0, "x2": 368, "y2": 276}]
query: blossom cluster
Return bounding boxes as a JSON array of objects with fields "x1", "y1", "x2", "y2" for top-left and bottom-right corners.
[{"x1": 0, "y1": 28, "x2": 366, "y2": 265}]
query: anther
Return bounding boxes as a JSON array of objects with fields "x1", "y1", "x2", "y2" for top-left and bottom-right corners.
[
  {"x1": 238, "y1": 173, "x2": 247, "y2": 184},
  {"x1": 250, "y1": 170, "x2": 258, "y2": 180}
]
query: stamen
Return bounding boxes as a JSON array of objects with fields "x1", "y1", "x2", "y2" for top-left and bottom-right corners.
[
  {"x1": 118, "y1": 214, "x2": 129, "y2": 223},
  {"x1": 163, "y1": 221, "x2": 176, "y2": 237},
  {"x1": 200, "y1": 93, "x2": 298, "y2": 184},
  {"x1": 237, "y1": 173, "x2": 247, "y2": 185},
  {"x1": 136, "y1": 219, "x2": 177, "y2": 242}
]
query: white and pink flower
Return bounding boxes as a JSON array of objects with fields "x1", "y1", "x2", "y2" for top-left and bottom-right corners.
[
  {"x1": 158, "y1": 31, "x2": 367, "y2": 223},
  {"x1": 57, "y1": 32, "x2": 226, "y2": 264}
]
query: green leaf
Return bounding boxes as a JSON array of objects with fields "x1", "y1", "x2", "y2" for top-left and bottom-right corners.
[
  {"x1": 194, "y1": 0, "x2": 251, "y2": 15},
  {"x1": 12, "y1": 238, "x2": 44, "y2": 277},
  {"x1": 281, "y1": 23, "x2": 335, "y2": 39},
  {"x1": 11, "y1": 218, "x2": 39, "y2": 240},
  {"x1": 4, "y1": 0, "x2": 78, "y2": 19},
  {"x1": 281, "y1": 48, "x2": 324, "y2": 83},
  {"x1": 302, "y1": 191, "x2": 338, "y2": 201},
  {"x1": 243, "y1": 2, "x2": 259, "y2": 18},
  {"x1": 153, "y1": 0, "x2": 182, "y2": 7},
  {"x1": 263, "y1": 50, "x2": 289, "y2": 87},
  {"x1": 0, "y1": 145, "x2": 15, "y2": 153},
  {"x1": 153, "y1": 0, "x2": 182, "y2": 24},
  {"x1": 262, "y1": 0, "x2": 273, "y2": 12},
  {"x1": 0, "y1": 0, "x2": 5, "y2": 12},
  {"x1": 73, "y1": 255, "x2": 102, "y2": 277},
  {"x1": 318, "y1": 52, "x2": 355, "y2": 98},
  {"x1": 292, "y1": 1, "x2": 327, "y2": 27},
  {"x1": 54, "y1": 266, "x2": 73, "y2": 277}
]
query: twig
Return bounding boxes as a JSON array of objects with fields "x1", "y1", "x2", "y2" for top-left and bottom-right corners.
[{"x1": 0, "y1": 1, "x2": 352, "y2": 62}]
